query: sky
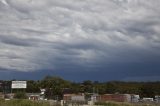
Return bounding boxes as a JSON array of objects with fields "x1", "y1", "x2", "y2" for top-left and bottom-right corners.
[{"x1": 0, "y1": 0, "x2": 160, "y2": 82}]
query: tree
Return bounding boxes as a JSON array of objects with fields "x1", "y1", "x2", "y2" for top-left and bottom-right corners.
[
  {"x1": 40, "y1": 75, "x2": 71, "y2": 100},
  {"x1": 14, "y1": 92, "x2": 27, "y2": 99},
  {"x1": 105, "y1": 82, "x2": 117, "y2": 94},
  {"x1": 140, "y1": 83, "x2": 156, "y2": 98},
  {"x1": 26, "y1": 80, "x2": 40, "y2": 93},
  {"x1": 82, "y1": 80, "x2": 93, "y2": 93}
]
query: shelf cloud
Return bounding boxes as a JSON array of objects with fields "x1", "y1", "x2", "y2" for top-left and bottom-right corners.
[{"x1": 0, "y1": 0, "x2": 160, "y2": 81}]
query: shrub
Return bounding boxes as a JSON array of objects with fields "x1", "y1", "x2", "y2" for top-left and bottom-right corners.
[
  {"x1": 95, "y1": 101, "x2": 131, "y2": 106},
  {"x1": 0, "y1": 99, "x2": 49, "y2": 106},
  {"x1": 14, "y1": 92, "x2": 27, "y2": 99}
]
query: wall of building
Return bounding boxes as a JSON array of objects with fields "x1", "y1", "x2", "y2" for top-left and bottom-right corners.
[{"x1": 97, "y1": 94, "x2": 131, "y2": 102}]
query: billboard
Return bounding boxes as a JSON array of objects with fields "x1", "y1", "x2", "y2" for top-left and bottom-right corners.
[{"x1": 12, "y1": 81, "x2": 27, "y2": 89}]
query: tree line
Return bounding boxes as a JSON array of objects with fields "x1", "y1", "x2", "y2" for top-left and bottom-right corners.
[{"x1": 0, "y1": 76, "x2": 160, "y2": 99}]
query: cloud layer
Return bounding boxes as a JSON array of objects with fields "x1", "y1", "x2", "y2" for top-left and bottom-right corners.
[{"x1": 0, "y1": 0, "x2": 160, "y2": 80}]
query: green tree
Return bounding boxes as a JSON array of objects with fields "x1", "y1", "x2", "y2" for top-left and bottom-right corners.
[
  {"x1": 140, "y1": 83, "x2": 156, "y2": 98},
  {"x1": 40, "y1": 75, "x2": 71, "y2": 99},
  {"x1": 14, "y1": 92, "x2": 27, "y2": 99},
  {"x1": 105, "y1": 82, "x2": 117, "y2": 94},
  {"x1": 82, "y1": 80, "x2": 93, "y2": 93},
  {"x1": 26, "y1": 80, "x2": 40, "y2": 93}
]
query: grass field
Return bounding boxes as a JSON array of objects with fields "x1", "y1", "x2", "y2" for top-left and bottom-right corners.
[
  {"x1": 95, "y1": 101, "x2": 160, "y2": 106},
  {"x1": 0, "y1": 99, "x2": 160, "y2": 106},
  {"x1": 0, "y1": 99, "x2": 50, "y2": 106}
]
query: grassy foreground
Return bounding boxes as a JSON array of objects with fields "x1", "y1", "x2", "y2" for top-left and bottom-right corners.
[
  {"x1": 95, "y1": 101, "x2": 160, "y2": 106},
  {"x1": 1, "y1": 99, "x2": 160, "y2": 106},
  {"x1": 0, "y1": 99, "x2": 49, "y2": 106}
]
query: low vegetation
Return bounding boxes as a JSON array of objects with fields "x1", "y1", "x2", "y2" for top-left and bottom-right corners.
[
  {"x1": 0, "y1": 99, "x2": 49, "y2": 106},
  {"x1": 95, "y1": 101, "x2": 160, "y2": 106},
  {"x1": 14, "y1": 92, "x2": 27, "y2": 99}
]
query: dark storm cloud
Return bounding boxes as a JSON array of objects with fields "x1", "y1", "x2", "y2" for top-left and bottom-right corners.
[{"x1": 0, "y1": 0, "x2": 160, "y2": 80}]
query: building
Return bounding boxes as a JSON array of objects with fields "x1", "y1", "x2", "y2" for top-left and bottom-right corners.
[
  {"x1": 63, "y1": 94, "x2": 86, "y2": 106},
  {"x1": 155, "y1": 96, "x2": 160, "y2": 103},
  {"x1": 142, "y1": 98, "x2": 154, "y2": 102},
  {"x1": 131, "y1": 94, "x2": 140, "y2": 103},
  {"x1": 0, "y1": 93, "x2": 4, "y2": 99},
  {"x1": 97, "y1": 94, "x2": 132, "y2": 102},
  {"x1": 63, "y1": 93, "x2": 85, "y2": 101},
  {"x1": 27, "y1": 93, "x2": 44, "y2": 100}
]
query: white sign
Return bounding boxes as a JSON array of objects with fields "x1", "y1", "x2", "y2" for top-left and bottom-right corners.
[{"x1": 12, "y1": 81, "x2": 27, "y2": 89}]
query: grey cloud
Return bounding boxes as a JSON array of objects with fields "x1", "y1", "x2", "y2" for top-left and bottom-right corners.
[
  {"x1": 0, "y1": 0, "x2": 160, "y2": 79},
  {"x1": 0, "y1": 34, "x2": 34, "y2": 46}
]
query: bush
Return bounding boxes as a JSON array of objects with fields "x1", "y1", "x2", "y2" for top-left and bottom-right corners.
[
  {"x1": 14, "y1": 92, "x2": 27, "y2": 99},
  {"x1": 0, "y1": 99, "x2": 49, "y2": 106},
  {"x1": 95, "y1": 101, "x2": 133, "y2": 106}
]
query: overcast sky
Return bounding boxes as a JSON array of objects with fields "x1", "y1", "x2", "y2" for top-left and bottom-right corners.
[{"x1": 0, "y1": 0, "x2": 160, "y2": 81}]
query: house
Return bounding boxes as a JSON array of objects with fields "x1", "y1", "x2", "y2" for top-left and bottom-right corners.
[
  {"x1": 0, "y1": 93, "x2": 4, "y2": 99},
  {"x1": 63, "y1": 93, "x2": 85, "y2": 101},
  {"x1": 131, "y1": 94, "x2": 140, "y2": 102},
  {"x1": 155, "y1": 96, "x2": 160, "y2": 103},
  {"x1": 142, "y1": 98, "x2": 154, "y2": 102},
  {"x1": 63, "y1": 93, "x2": 87, "y2": 106},
  {"x1": 27, "y1": 93, "x2": 44, "y2": 100},
  {"x1": 96, "y1": 94, "x2": 132, "y2": 102}
]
